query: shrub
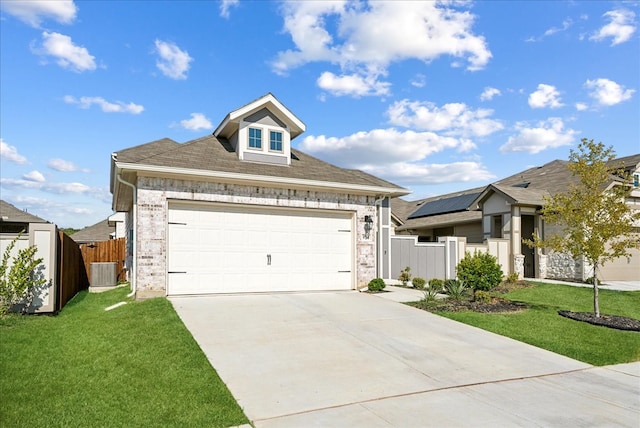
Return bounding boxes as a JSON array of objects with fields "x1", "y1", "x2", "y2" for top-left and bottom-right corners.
[
  {"x1": 505, "y1": 272, "x2": 519, "y2": 284},
  {"x1": 398, "y1": 266, "x2": 411, "y2": 286},
  {"x1": 444, "y1": 279, "x2": 467, "y2": 301},
  {"x1": 412, "y1": 277, "x2": 426, "y2": 289},
  {"x1": 367, "y1": 278, "x2": 386, "y2": 292},
  {"x1": 474, "y1": 290, "x2": 492, "y2": 303},
  {"x1": 456, "y1": 251, "x2": 503, "y2": 291},
  {"x1": 0, "y1": 235, "x2": 46, "y2": 315},
  {"x1": 428, "y1": 278, "x2": 444, "y2": 291}
]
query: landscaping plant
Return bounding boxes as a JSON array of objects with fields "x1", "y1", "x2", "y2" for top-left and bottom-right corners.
[
  {"x1": 411, "y1": 277, "x2": 426, "y2": 289},
  {"x1": 398, "y1": 266, "x2": 411, "y2": 286},
  {"x1": 368, "y1": 278, "x2": 386, "y2": 292},
  {"x1": 422, "y1": 279, "x2": 443, "y2": 303},
  {"x1": 456, "y1": 251, "x2": 503, "y2": 292},
  {"x1": 444, "y1": 279, "x2": 467, "y2": 301},
  {"x1": 0, "y1": 234, "x2": 46, "y2": 315}
]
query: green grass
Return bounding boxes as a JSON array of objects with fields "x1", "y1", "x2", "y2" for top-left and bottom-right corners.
[
  {"x1": 433, "y1": 282, "x2": 640, "y2": 366},
  {"x1": 0, "y1": 287, "x2": 248, "y2": 427}
]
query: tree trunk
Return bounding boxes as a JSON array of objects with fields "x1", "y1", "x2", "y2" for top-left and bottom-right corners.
[{"x1": 593, "y1": 261, "x2": 600, "y2": 318}]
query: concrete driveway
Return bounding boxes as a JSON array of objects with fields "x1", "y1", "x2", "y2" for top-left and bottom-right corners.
[{"x1": 170, "y1": 292, "x2": 639, "y2": 427}]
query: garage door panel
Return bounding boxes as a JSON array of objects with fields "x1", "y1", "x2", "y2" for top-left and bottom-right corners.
[{"x1": 167, "y1": 203, "x2": 354, "y2": 295}]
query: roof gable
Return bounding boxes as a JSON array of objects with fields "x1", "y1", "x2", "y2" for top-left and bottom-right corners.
[{"x1": 214, "y1": 93, "x2": 305, "y2": 140}]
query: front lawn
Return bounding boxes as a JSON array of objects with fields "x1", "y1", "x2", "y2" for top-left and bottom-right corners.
[
  {"x1": 414, "y1": 282, "x2": 640, "y2": 366},
  {"x1": 0, "y1": 287, "x2": 248, "y2": 427}
]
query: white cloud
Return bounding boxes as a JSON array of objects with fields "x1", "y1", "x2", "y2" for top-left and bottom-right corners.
[
  {"x1": 273, "y1": 1, "x2": 491, "y2": 96},
  {"x1": 180, "y1": 113, "x2": 213, "y2": 131},
  {"x1": 23, "y1": 170, "x2": 45, "y2": 182},
  {"x1": 317, "y1": 71, "x2": 390, "y2": 97},
  {"x1": 585, "y1": 78, "x2": 635, "y2": 106},
  {"x1": 0, "y1": 139, "x2": 28, "y2": 164},
  {"x1": 480, "y1": 87, "x2": 501, "y2": 101},
  {"x1": 48, "y1": 158, "x2": 81, "y2": 172},
  {"x1": 154, "y1": 39, "x2": 193, "y2": 80},
  {"x1": 410, "y1": 74, "x2": 426, "y2": 88},
  {"x1": 219, "y1": 0, "x2": 239, "y2": 19},
  {"x1": 64, "y1": 95, "x2": 144, "y2": 114},
  {"x1": 500, "y1": 117, "x2": 578, "y2": 154},
  {"x1": 300, "y1": 128, "x2": 473, "y2": 168},
  {"x1": 362, "y1": 161, "x2": 495, "y2": 186},
  {"x1": 528, "y1": 84, "x2": 563, "y2": 109},
  {"x1": 575, "y1": 102, "x2": 588, "y2": 111},
  {"x1": 544, "y1": 18, "x2": 573, "y2": 37},
  {"x1": 387, "y1": 99, "x2": 503, "y2": 137},
  {"x1": 0, "y1": 178, "x2": 106, "y2": 199},
  {"x1": 0, "y1": 0, "x2": 77, "y2": 27},
  {"x1": 34, "y1": 32, "x2": 96, "y2": 72},
  {"x1": 590, "y1": 9, "x2": 636, "y2": 46}
]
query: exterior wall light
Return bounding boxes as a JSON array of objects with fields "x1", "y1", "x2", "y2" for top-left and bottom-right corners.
[{"x1": 364, "y1": 215, "x2": 373, "y2": 239}]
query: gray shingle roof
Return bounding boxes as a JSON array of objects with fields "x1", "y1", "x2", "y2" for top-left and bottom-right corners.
[
  {"x1": 0, "y1": 200, "x2": 49, "y2": 224},
  {"x1": 70, "y1": 219, "x2": 114, "y2": 243},
  {"x1": 114, "y1": 135, "x2": 407, "y2": 191}
]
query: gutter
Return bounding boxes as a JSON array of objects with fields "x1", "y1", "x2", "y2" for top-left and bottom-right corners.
[{"x1": 115, "y1": 169, "x2": 137, "y2": 299}]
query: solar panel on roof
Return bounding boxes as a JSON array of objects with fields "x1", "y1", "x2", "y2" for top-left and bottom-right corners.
[{"x1": 407, "y1": 192, "x2": 482, "y2": 219}]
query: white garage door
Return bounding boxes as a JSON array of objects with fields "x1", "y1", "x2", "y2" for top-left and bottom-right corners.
[
  {"x1": 167, "y1": 202, "x2": 354, "y2": 295},
  {"x1": 598, "y1": 247, "x2": 640, "y2": 282}
]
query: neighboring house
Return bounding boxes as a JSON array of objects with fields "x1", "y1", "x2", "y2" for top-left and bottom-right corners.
[
  {"x1": 392, "y1": 187, "x2": 485, "y2": 243},
  {"x1": 70, "y1": 213, "x2": 126, "y2": 244},
  {"x1": 110, "y1": 93, "x2": 409, "y2": 298},
  {"x1": 393, "y1": 155, "x2": 640, "y2": 282},
  {"x1": 0, "y1": 200, "x2": 58, "y2": 312}
]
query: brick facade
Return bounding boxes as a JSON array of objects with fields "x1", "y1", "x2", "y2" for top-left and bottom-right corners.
[{"x1": 133, "y1": 175, "x2": 379, "y2": 297}]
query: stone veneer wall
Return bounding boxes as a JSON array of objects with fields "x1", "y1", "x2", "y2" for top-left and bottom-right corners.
[
  {"x1": 545, "y1": 251, "x2": 592, "y2": 282},
  {"x1": 134, "y1": 176, "x2": 378, "y2": 297}
]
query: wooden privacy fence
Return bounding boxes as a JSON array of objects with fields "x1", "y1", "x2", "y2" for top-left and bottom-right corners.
[
  {"x1": 79, "y1": 237, "x2": 126, "y2": 284},
  {"x1": 57, "y1": 230, "x2": 89, "y2": 309}
]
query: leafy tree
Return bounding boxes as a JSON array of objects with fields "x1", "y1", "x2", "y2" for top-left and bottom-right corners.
[{"x1": 527, "y1": 139, "x2": 640, "y2": 317}]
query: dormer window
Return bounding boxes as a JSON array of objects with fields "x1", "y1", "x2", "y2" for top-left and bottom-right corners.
[
  {"x1": 270, "y1": 131, "x2": 283, "y2": 152},
  {"x1": 248, "y1": 128, "x2": 262, "y2": 149},
  {"x1": 213, "y1": 93, "x2": 306, "y2": 167}
]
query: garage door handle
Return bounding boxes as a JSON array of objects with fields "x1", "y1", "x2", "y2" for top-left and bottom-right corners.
[
  {"x1": 338, "y1": 270, "x2": 351, "y2": 273},
  {"x1": 168, "y1": 271, "x2": 187, "y2": 274},
  {"x1": 267, "y1": 254, "x2": 271, "y2": 266}
]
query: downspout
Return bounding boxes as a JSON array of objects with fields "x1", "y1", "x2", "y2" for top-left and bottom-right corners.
[{"x1": 116, "y1": 171, "x2": 137, "y2": 298}]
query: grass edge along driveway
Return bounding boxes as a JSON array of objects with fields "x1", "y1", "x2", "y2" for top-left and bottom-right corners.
[
  {"x1": 428, "y1": 282, "x2": 640, "y2": 366},
  {"x1": 0, "y1": 287, "x2": 248, "y2": 428}
]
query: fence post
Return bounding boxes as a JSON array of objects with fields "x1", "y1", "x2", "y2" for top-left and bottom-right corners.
[{"x1": 438, "y1": 237, "x2": 460, "y2": 280}]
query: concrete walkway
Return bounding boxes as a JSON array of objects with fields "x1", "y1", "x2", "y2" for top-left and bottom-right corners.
[{"x1": 171, "y1": 292, "x2": 639, "y2": 427}]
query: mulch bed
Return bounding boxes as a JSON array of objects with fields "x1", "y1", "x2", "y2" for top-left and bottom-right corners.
[
  {"x1": 558, "y1": 310, "x2": 640, "y2": 332},
  {"x1": 413, "y1": 297, "x2": 527, "y2": 314}
]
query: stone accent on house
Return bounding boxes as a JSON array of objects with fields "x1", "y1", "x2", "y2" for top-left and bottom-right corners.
[
  {"x1": 513, "y1": 254, "x2": 525, "y2": 279},
  {"x1": 544, "y1": 251, "x2": 593, "y2": 282},
  {"x1": 538, "y1": 253, "x2": 547, "y2": 279},
  {"x1": 134, "y1": 176, "x2": 380, "y2": 296}
]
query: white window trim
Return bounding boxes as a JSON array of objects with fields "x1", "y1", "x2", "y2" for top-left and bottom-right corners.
[
  {"x1": 248, "y1": 127, "x2": 263, "y2": 151},
  {"x1": 268, "y1": 129, "x2": 284, "y2": 153}
]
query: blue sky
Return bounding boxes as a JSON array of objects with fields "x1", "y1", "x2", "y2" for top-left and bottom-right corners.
[{"x1": 1, "y1": 0, "x2": 638, "y2": 229}]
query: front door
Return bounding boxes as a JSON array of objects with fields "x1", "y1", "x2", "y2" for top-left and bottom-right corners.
[{"x1": 521, "y1": 215, "x2": 535, "y2": 278}]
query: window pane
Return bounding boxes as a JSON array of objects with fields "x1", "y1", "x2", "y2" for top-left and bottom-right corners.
[
  {"x1": 270, "y1": 131, "x2": 282, "y2": 151},
  {"x1": 249, "y1": 128, "x2": 262, "y2": 149}
]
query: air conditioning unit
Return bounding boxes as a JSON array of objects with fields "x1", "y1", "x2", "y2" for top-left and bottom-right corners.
[{"x1": 91, "y1": 262, "x2": 117, "y2": 287}]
